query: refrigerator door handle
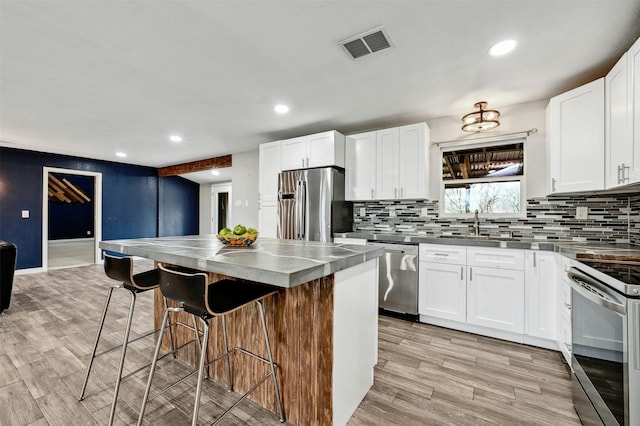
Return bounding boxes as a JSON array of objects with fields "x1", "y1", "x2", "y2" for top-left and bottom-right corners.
[
  {"x1": 294, "y1": 179, "x2": 302, "y2": 239},
  {"x1": 299, "y1": 179, "x2": 307, "y2": 240}
]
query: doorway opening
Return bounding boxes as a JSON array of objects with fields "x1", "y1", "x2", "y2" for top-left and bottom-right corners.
[
  {"x1": 42, "y1": 167, "x2": 102, "y2": 270},
  {"x1": 212, "y1": 183, "x2": 232, "y2": 233}
]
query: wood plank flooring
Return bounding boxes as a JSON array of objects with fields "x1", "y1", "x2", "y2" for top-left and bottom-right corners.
[{"x1": 0, "y1": 262, "x2": 580, "y2": 425}]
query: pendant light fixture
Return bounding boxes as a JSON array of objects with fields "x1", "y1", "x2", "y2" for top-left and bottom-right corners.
[{"x1": 461, "y1": 101, "x2": 500, "y2": 132}]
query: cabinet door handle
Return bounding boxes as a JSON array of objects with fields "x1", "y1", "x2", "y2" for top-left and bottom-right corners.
[
  {"x1": 302, "y1": 158, "x2": 305, "y2": 168},
  {"x1": 434, "y1": 253, "x2": 448, "y2": 257},
  {"x1": 460, "y1": 266, "x2": 464, "y2": 280},
  {"x1": 401, "y1": 187, "x2": 404, "y2": 198},
  {"x1": 394, "y1": 188, "x2": 397, "y2": 198},
  {"x1": 371, "y1": 188, "x2": 374, "y2": 199},
  {"x1": 469, "y1": 267, "x2": 472, "y2": 281},
  {"x1": 565, "y1": 303, "x2": 572, "y2": 311},
  {"x1": 617, "y1": 164, "x2": 622, "y2": 184},
  {"x1": 551, "y1": 178, "x2": 556, "y2": 192},
  {"x1": 622, "y1": 163, "x2": 630, "y2": 183},
  {"x1": 306, "y1": 157, "x2": 310, "y2": 168},
  {"x1": 533, "y1": 252, "x2": 537, "y2": 267}
]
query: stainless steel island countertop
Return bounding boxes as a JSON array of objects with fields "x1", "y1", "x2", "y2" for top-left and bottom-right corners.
[{"x1": 100, "y1": 235, "x2": 383, "y2": 288}]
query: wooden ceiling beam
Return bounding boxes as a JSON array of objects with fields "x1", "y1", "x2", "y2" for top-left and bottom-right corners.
[
  {"x1": 158, "y1": 155, "x2": 232, "y2": 177},
  {"x1": 461, "y1": 155, "x2": 470, "y2": 179}
]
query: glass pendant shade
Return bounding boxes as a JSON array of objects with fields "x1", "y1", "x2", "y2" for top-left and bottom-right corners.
[{"x1": 461, "y1": 102, "x2": 500, "y2": 132}]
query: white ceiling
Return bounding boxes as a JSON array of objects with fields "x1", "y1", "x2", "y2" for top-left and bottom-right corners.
[{"x1": 1, "y1": 1, "x2": 640, "y2": 183}]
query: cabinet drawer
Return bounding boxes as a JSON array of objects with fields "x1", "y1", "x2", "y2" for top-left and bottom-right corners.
[
  {"x1": 467, "y1": 247, "x2": 524, "y2": 270},
  {"x1": 419, "y1": 244, "x2": 466, "y2": 264}
]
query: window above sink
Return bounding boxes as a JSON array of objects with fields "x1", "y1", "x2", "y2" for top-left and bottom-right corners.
[{"x1": 440, "y1": 139, "x2": 526, "y2": 218}]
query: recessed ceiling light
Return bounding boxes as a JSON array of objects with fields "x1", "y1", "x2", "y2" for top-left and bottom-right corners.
[
  {"x1": 116, "y1": 152, "x2": 127, "y2": 158},
  {"x1": 274, "y1": 104, "x2": 289, "y2": 114},
  {"x1": 169, "y1": 135, "x2": 183, "y2": 142},
  {"x1": 489, "y1": 39, "x2": 517, "y2": 56},
  {"x1": 211, "y1": 170, "x2": 220, "y2": 176}
]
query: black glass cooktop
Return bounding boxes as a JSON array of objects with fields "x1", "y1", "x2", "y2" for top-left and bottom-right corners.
[{"x1": 578, "y1": 259, "x2": 640, "y2": 287}]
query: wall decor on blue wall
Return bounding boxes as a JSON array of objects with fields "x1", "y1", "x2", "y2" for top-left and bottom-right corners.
[{"x1": 0, "y1": 147, "x2": 199, "y2": 270}]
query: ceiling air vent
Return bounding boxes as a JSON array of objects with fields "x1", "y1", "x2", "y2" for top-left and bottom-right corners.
[{"x1": 339, "y1": 26, "x2": 392, "y2": 59}]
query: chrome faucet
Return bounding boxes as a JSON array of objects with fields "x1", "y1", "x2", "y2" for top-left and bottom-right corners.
[{"x1": 473, "y1": 209, "x2": 480, "y2": 236}]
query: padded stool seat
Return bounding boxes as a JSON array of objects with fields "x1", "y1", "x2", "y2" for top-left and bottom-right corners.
[{"x1": 206, "y1": 279, "x2": 276, "y2": 314}]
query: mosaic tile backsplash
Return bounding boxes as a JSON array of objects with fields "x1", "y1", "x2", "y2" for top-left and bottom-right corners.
[{"x1": 353, "y1": 193, "x2": 640, "y2": 245}]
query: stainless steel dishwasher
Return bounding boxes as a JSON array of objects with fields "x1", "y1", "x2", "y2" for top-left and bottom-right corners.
[{"x1": 369, "y1": 242, "x2": 418, "y2": 316}]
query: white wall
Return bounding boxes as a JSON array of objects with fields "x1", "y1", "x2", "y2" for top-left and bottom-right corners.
[
  {"x1": 231, "y1": 149, "x2": 260, "y2": 228},
  {"x1": 198, "y1": 183, "x2": 212, "y2": 234},
  {"x1": 426, "y1": 99, "x2": 549, "y2": 199}
]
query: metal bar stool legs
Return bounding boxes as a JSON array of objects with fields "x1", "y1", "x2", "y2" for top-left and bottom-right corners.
[{"x1": 79, "y1": 285, "x2": 176, "y2": 425}]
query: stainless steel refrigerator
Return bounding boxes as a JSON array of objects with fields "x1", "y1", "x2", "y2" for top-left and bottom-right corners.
[{"x1": 277, "y1": 167, "x2": 352, "y2": 242}]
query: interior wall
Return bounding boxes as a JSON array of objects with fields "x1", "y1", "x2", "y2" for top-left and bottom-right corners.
[
  {"x1": 0, "y1": 147, "x2": 199, "y2": 269},
  {"x1": 48, "y1": 173, "x2": 95, "y2": 240},
  {"x1": 426, "y1": 99, "x2": 548, "y2": 199},
  {"x1": 199, "y1": 183, "x2": 212, "y2": 234},
  {"x1": 231, "y1": 149, "x2": 259, "y2": 228},
  {"x1": 158, "y1": 175, "x2": 199, "y2": 237}
]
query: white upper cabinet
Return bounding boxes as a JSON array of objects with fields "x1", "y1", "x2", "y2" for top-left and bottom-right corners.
[
  {"x1": 258, "y1": 141, "x2": 282, "y2": 203},
  {"x1": 606, "y1": 36, "x2": 640, "y2": 188},
  {"x1": 281, "y1": 130, "x2": 345, "y2": 171},
  {"x1": 605, "y1": 53, "x2": 631, "y2": 188},
  {"x1": 548, "y1": 78, "x2": 605, "y2": 194},
  {"x1": 345, "y1": 131, "x2": 377, "y2": 200},
  {"x1": 346, "y1": 122, "x2": 430, "y2": 201},
  {"x1": 375, "y1": 127, "x2": 400, "y2": 199}
]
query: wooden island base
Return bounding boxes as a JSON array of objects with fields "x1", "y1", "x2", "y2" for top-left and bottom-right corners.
[{"x1": 154, "y1": 273, "x2": 337, "y2": 425}]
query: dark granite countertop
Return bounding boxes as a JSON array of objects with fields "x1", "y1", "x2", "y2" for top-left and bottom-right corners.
[{"x1": 334, "y1": 232, "x2": 640, "y2": 261}]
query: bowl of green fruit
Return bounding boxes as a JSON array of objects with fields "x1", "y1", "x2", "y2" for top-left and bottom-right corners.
[{"x1": 216, "y1": 225, "x2": 258, "y2": 247}]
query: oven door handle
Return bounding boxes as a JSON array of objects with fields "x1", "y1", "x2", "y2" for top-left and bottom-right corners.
[{"x1": 567, "y1": 271, "x2": 626, "y2": 315}]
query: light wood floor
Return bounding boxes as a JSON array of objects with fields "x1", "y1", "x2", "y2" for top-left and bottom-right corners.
[{"x1": 0, "y1": 262, "x2": 580, "y2": 425}]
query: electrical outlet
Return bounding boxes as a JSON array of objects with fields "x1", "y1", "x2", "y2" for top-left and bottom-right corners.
[
  {"x1": 420, "y1": 208, "x2": 429, "y2": 217},
  {"x1": 389, "y1": 208, "x2": 396, "y2": 218},
  {"x1": 576, "y1": 206, "x2": 588, "y2": 220},
  {"x1": 359, "y1": 207, "x2": 366, "y2": 217}
]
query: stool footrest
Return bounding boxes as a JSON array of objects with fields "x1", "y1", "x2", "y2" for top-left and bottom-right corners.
[
  {"x1": 121, "y1": 338, "x2": 196, "y2": 381},
  {"x1": 94, "y1": 325, "x2": 171, "y2": 359}
]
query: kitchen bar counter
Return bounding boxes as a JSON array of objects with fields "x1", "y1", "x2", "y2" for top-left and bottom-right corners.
[
  {"x1": 101, "y1": 235, "x2": 382, "y2": 287},
  {"x1": 99, "y1": 235, "x2": 382, "y2": 426}
]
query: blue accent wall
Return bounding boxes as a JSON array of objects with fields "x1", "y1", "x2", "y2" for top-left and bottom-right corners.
[
  {"x1": 0, "y1": 147, "x2": 199, "y2": 269},
  {"x1": 159, "y1": 176, "x2": 199, "y2": 237},
  {"x1": 48, "y1": 173, "x2": 95, "y2": 240}
]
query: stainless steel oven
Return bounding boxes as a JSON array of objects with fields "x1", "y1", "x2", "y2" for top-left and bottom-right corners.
[{"x1": 567, "y1": 260, "x2": 640, "y2": 426}]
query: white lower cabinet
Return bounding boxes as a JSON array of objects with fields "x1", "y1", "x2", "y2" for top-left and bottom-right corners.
[
  {"x1": 419, "y1": 244, "x2": 561, "y2": 351},
  {"x1": 557, "y1": 256, "x2": 573, "y2": 366},
  {"x1": 258, "y1": 203, "x2": 278, "y2": 239},
  {"x1": 467, "y1": 266, "x2": 525, "y2": 334},
  {"x1": 418, "y1": 262, "x2": 466, "y2": 322},
  {"x1": 524, "y1": 251, "x2": 558, "y2": 348}
]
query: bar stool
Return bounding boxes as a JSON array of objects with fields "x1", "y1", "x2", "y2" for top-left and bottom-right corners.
[
  {"x1": 137, "y1": 265, "x2": 285, "y2": 426},
  {"x1": 79, "y1": 253, "x2": 181, "y2": 426}
]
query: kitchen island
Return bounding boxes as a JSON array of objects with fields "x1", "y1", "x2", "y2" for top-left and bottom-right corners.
[{"x1": 99, "y1": 235, "x2": 383, "y2": 426}]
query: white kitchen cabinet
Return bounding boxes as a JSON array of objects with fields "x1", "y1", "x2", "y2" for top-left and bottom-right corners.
[
  {"x1": 605, "y1": 36, "x2": 640, "y2": 188},
  {"x1": 281, "y1": 130, "x2": 345, "y2": 171},
  {"x1": 346, "y1": 122, "x2": 430, "y2": 201},
  {"x1": 418, "y1": 244, "x2": 466, "y2": 322},
  {"x1": 548, "y1": 78, "x2": 605, "y2": 194},
  {"x1": 524, "y1": 251, "x2": 557, "y2": 345},
  {"x1": 419, "y1": 261, "x2": 466, "y2": 322},
  {"x1": 345, "y1": 131, "x2": 377, "y2": 200},
  {"x1": 258, "y1": 204, "x2": 278, "y2": 239},
  {"x1": 258, "y1": 141, "x2": 282, "y2": 203},
  {"x1": 605, "y1": 53, "x2": 631, "y2": 188},
  {"x1": 375, "y1": 127, "x2": 400, "y2": 199},
  {"x1": 467, "y1": 265, "x2": 525, "y2": 334}
]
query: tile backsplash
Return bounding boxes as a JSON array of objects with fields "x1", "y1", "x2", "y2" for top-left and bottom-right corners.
[{"x1": 353, "y1": 193, "x2": 640, "y2": 245}]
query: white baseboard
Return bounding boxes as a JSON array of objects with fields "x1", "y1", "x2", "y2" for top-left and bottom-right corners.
[{"x1": 15, "y1": 267, "x2": 45, "y2": 275}]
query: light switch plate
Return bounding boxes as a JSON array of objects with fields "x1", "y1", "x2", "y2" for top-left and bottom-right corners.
[
  {"x1": 234, "y1": 200, "x2": 241, "y2": 207},
  {"x1": 21, "y1": 210, "x2": 29, "y2": 218},
  {"x1": 576, "y1": 206, "x2": 588, "y2": 220}
]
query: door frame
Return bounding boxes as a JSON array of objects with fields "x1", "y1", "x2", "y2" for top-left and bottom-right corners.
[
  {"x1": 211, "y1": 182, "x2": 232, "y2": 233},
  {"x1": 42, "y1": 167, "x2": 103, "y2": 270}
]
